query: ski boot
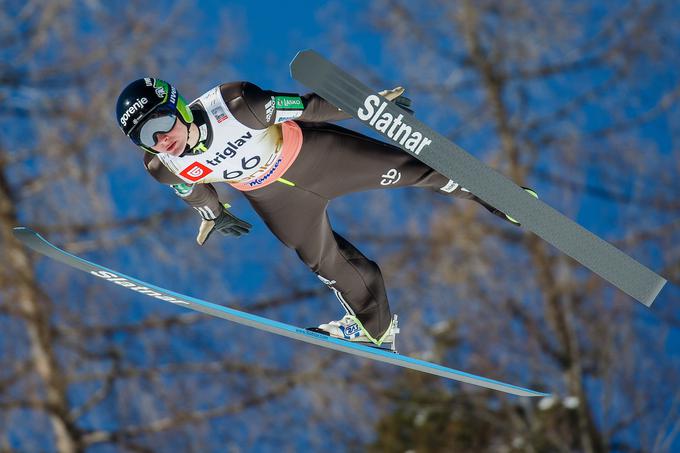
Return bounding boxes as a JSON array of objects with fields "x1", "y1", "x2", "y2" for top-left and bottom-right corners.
[{"x1": 309, "y1": 314, "x2": 400, "y2": 353}]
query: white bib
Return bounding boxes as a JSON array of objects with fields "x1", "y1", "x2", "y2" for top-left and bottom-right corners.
[{"x1": 157, "y1": 86, "x2": 282, "y2": 185}]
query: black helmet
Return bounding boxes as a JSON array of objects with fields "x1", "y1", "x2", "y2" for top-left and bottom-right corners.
[{"x1": 115, "y1": 78, "x2": 193, "y2": 151}]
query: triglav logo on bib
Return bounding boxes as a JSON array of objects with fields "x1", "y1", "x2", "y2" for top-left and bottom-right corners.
[{"x1": 179, "y1": 162, "x2": 213, "y2": 182}]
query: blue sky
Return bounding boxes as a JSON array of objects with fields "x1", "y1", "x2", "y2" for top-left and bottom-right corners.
[{"x1": 8, "y1": 0, "x2": 677, "y2": 450}]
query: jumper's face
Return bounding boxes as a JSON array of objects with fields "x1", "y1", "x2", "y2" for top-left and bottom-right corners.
[{"x1": 150, "y1": 117, "x2": 188, "y2": 156}]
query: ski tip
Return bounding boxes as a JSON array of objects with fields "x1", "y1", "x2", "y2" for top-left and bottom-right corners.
[
  {"x1": 12, "y1": 226, "x2": 37, "y2": 238},
  {"x1": 290, "y1": 49, "x2": 323, "y2": 78},
  {"x1": 291, "y1": 49, "x2": 318, "y2": 62},
  {"x1": 12, "y1": 226, "x2": 48, "y2": 251}
]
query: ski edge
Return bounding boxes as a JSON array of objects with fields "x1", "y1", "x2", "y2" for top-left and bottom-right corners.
[{"x1": 12, "y1": 226, "x2": 549, "y2": 398}]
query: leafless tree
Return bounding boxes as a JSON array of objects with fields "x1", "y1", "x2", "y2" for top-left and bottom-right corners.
[
  {"x1": 1, "y1": 2, "x2": 332, "y2": 452},
  {"x1": 311, "y1": 0, "x2": 680, "y2": 451},
  {"x1": 4, "y1": 1, "x2": 679, "y2": 451}
]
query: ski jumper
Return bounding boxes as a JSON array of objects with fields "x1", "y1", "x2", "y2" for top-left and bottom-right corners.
[{"x1": 143, "y1": 81, "x2": 489, "y2": 339}]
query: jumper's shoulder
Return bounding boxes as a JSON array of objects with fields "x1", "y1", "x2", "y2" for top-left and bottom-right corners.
[
  {"x1": 217, "y1": 81, "x2": 268, "y2": 105},
  {"x1": 217, "y1": 81, "x2": 251, "y2": 102},
  {"x1": 218, "y1": 81, "x2": 271, "y2": 129}
]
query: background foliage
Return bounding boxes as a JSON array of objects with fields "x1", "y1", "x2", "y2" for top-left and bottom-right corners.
[{"x1": 1, "y1": 1, "x2": 678, "y2": 451}]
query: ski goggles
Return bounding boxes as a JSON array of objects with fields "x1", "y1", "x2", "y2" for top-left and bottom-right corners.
[{"x1": 130, "y1": 109, "x2": 178, "y2": 148}]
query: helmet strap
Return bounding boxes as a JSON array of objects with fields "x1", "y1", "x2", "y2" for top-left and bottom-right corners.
[
  {"x1": 184, "y1": 121, "x2": 201, "y2": 154},
  {"x1": 140, "y1": 145, "x2": 158, "y2": 155}
]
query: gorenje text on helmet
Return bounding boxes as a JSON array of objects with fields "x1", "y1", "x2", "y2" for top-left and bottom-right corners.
[{"x1": 120, "y1": 97, "x2": 149, "y2": 127}]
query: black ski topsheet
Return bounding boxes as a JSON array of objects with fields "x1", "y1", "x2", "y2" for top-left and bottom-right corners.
[
  {"x1": 289, "y1": 49, "x2": 666, "y2": 307},
  {"x1": 13, "y1": 227, "x2": 548, "y2": 397}
]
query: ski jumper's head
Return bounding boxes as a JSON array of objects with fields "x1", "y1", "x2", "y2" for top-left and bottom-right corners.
[{"x1": 116, "y1": 78, "x2": 193, "y2": 155}]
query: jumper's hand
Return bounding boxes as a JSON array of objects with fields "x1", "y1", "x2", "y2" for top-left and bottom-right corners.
[
  {"x1": 379, "y1": 86, "x2": 413, "y2": 114},
  {"x1": 196, "y1": 204, "x2": 252, "y2": 245},
  {"x1": 379, "y1": 86, "x2": 405, "y2": 101}
]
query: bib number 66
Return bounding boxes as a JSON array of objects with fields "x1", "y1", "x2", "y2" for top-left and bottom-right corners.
[{"x1": 223, "y1": 155, "x2": 261, "y2": 180}]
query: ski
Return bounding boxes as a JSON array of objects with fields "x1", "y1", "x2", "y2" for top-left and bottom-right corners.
[
  {"x1": 14, "y1": 226, "x2": 546, "y2": 397},
  {"x1": 289, "y1": 49, "x2": 666, "y2": 307}
]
